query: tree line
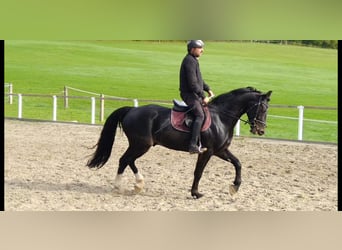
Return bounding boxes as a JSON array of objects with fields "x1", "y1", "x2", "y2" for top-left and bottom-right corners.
[
  {"x1": 152, "y1": 40, "x2": 337, "y2": 49},
  {"x1": 250, "y1": 40, "x2": 337, "y2": 49}
]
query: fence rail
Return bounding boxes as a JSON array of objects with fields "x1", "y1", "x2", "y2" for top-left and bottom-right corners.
[
  {"x1": 4, "y1": 83, "x2": 13, "y2": 104},
  {"x1": 4, "y1": 91, "x2": 337, "y2": 142}
]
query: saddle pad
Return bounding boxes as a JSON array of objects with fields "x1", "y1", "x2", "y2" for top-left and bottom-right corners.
[{"x1": 171, "y1": 107, "x2": 211, "y2": 133}]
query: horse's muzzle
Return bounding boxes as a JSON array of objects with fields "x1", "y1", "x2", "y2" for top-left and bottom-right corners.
[{"x1": 250, "y1": 126, "x2": 265, "y2": 136}]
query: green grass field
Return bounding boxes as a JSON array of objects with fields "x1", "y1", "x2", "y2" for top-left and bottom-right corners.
[{"x1": 4, "y1": 40, "x2": 337, "y2": 142}]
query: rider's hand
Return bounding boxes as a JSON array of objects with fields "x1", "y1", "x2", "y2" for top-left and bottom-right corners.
[
  {"x1": 208, "y1": 90, "x2": 215, "y2": 98},
  {"x1": 203, "y1": 97, "x2": 210, "y2": 104}
]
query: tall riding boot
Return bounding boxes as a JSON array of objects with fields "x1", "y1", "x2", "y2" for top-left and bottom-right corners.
[{"x1": 189, "y1": 118, "x2": 207, "y2": 154}]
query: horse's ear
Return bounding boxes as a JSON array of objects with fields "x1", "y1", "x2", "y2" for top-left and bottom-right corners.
[{"x1": 264, "y1": 91, "x2": 272, "y2": 101}]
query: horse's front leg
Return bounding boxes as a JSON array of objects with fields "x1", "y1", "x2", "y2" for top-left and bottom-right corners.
[
  {"x1": 191, "y1": 152, "x2": 212, "y2": 199},
  {"x1": 215, "y1": 149, "x2": 241, "y2": 196}
]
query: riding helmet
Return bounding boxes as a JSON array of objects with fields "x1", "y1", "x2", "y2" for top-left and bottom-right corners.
[{"x1": 187, "y1": 40, "x2": 204, "y2": 52}]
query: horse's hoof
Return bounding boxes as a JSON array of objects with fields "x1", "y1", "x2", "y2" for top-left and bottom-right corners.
[
  {"x1": 134, "y1": 179, "x2": 145, "y2": 194},
  {"x1": 229, "y1": 184, "x2": 238, "y2": 196},
  {"x1": 191, "y1": 192, "x2": 204, "y2": 199},
  {"x1": 113, "y1": 183, "x2": 122, "y2": 192},
  {"x1": 134, "y1": 186, "x2": 142, "y2": 193}
]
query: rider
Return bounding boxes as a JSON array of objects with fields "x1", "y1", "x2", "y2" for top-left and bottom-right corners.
[{"x1": 179, "y1": 40, "x2": 215, "y2": 154}]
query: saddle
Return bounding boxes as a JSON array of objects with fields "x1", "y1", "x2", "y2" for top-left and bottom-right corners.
[{"x1": 171, "y1": 100, "x2": 211, "y2": 133}]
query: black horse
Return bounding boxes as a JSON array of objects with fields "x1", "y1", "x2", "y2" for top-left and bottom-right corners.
[{"x1": 87, "y1": 87, "x2": 272, "y2": 198}]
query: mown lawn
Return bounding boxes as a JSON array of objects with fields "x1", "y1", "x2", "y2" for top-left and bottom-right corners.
[{"x1": 4, "y1": 40, "x2": 337, "y2": 142}]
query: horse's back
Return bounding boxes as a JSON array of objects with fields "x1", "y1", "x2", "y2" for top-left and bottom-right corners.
[
  {"x1": 125, "y1": 104, "x2": 169, "y2": 120},
  {"x1": 121, "y1": 104, "x2": 170, "y2": 136}
]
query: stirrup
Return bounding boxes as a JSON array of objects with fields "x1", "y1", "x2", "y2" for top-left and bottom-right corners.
[{"x1": 189, "y1": 146, "x2": 207, "y2": 154}]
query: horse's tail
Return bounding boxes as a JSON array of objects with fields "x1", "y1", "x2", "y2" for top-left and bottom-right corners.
[{"x1": 87, "y1": 106, "x2": 133, "y2": 169}]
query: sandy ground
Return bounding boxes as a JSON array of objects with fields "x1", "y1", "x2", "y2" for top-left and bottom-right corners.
[{"x1": 4, "y1": 119, "x2": 338, "y2": 211}]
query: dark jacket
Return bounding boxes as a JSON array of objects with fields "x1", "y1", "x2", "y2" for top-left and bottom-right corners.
[{"x1": 179, "y1": 54, "x2": 210, "y2": 100}]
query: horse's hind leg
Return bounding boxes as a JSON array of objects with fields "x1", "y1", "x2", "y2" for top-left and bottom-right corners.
[
  {"x1": 114, "y1": 144, "x2": 150, "y2": 192},
  {"x1": 129, "y1": 162, "x2": 145, "y2": 193}
]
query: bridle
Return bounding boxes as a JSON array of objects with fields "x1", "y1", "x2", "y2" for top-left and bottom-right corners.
[
  {"x1": 246, "y1": 98, "x2": 268, "y2": 129},
  {"x1": 227, "y1": 96, "x2": 268, "y2": 129}
]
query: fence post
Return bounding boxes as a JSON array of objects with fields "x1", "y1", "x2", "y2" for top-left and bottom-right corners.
[
  {"x1": 297, "y1": 105, "x2": 304, "y2": 140},
  {"x1": 53, "y1": 95, "x2": 57, "y2": 121},
  {"x1": 9, "y1": 83, "x2": 13, "y2": 104},
  {"x1": 133, "y1": 99, "x2": 139, "y2": 107},
  {"x1": 18, "y1": 94, "x2": 22, "y2": 119},
  {"x1": 64, "y1": 86, "x2": 68, "y2": 109},
  {"x1": 235, "y1": 119, "x2": 240, "y2": 136},
  {"x1": 100, "y1": 94, "x2": 104, "y2": 122},
  {"x1": 91, "y1": 97, "x2": 96, "y2": 124}
]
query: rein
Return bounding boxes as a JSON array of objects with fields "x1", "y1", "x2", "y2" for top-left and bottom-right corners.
[
  {"x1": 216, "y1": 97, "x2": 267, "y2": 127},
  {"x1": 219, "y1": 109, "x2": 252, "y2": 126}
]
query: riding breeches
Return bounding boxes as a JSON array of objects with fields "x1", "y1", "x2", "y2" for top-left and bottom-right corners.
[{"x1": 180, "y1": 93, "x2": 205, "y2": 123}]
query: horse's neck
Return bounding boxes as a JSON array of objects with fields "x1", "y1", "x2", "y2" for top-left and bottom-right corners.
[
  {"x1": 213, "y1": 95, "x2": 253, "y2": 123},
  {"x1": 232, "y1": 94, "x2": 257, "y2": 116}
]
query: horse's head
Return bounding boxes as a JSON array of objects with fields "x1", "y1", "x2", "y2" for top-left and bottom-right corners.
[
  {"x1": 210, "y1": 87, "x2": 272, "y2": 135},
  {"x1": 246, "y1": 90, "x2": 272, "y2": 136}
]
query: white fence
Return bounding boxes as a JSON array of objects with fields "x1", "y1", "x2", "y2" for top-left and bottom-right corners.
[
  {"x1": 4, "y1": 85, "x2": 337, "y2": 142},
  {"x1": 4, "y1": 83, "x2": 13, "y2": 104},
  {"x1": 233, "y1": 105, "x2": 329, "y2": 140}
]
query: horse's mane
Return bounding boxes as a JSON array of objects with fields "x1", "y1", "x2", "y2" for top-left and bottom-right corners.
[{"x1": 210, "y1": 87, "x2": 261, "y2": 105}]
